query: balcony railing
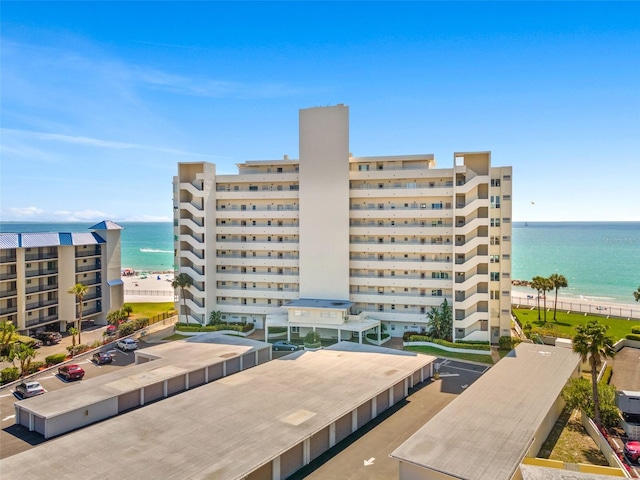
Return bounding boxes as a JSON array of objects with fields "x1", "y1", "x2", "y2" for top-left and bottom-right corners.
[
  {"x1": 76, "y1": 249, "x2": 101, "y2": 258},
  {"x1": 217, "y1": 270, "x2": 298, "y2": 276},
  {"x1": 217, "y1": 286, "x2": 299, "y2": 293},
  {"x1": 26, "y1": 313, "x2": 58, "y2": 327},
  {"x1": 349, "y1": 256, "x2": 450, "y2": 263},
  {"x1": 216, "y1": 239, "x2": 299, "y2": 244},
  {"x1": 218, "y1": 254, "x2": 299, "y2": 260},
  {"x1": 217, "y1": 206, "x2": 299, "y2": 212},
  {"x1": 350, "y1": 221, "x2": 453, "y2": 228},
  {"x1": 77, "y1": 264, "x2": 101, "y2": 273},
  {"x1": 350, "y1": 181, "x2": 453, "y2": 190},
  {"x1": 0, "y1": 273, "x2": 17, "y2": 281},
  {"x1": 25, "y1": 252, "x2": 58, "y2": 261},
  {"x1": 25, "y1": 268, "x2": 58, "y2": 278},
  {"x1": 350, "y1": 203, "x2": 452, "y2": 211},
  {"x1": 0, "y1": 254, "x2": 17, "y2": 264},
  {"x1": 26, "y1": 298, "x2": 58, "y2": 310},
  {"x1": 25, "y1": 284, "x2": 58, "y2": 294},
  {"x1": 0, "y1": 289, "x2": 17, "y2": 298}
]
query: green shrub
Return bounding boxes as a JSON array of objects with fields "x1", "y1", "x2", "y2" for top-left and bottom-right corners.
[
  {"x1": 456, "y1": 339, "x2": 490, "y2": 345},
  {"x1": 626, "y1": 333, "x2": 640, "y2": 341},
  {"x1": 632, "y1": 326, "x2": 640, "y2": 334},
  {"x1": 134, "y1": 317, "x2": 149, "y2": 329},
  {"x1": 599, "y1": 365, "x2": 613, "y2": 385},
  {"x1": 268, "y1": 327, "x2": 287, "y2": 334},
  {"x1": 304, "y1": 331, "x2": 321, "y2": 347},
  {"x1": 176, "y1": 326, "x2": 201, "y2": 332},
  {"x1": 175, "y1": 322, "x2": 255, "y2": 333},
  {"x1": 0, "y1": 367, "x2": 20, "y2": 385},
  {"x1": 499, "y1": 336, "x2": 523, "y2": 351},
  {"x1": 66, "y1": 344, "x2": 89, "y2": 355},
  {"x1": 26, "y1": 361, "x2": 45, "y2": 375},
  {"x1": 118, "y1": 322, "x2": 136, "y2": 336},
  {"x1": 403, "y1": 331, "x2": 421, "y2": 342},
  {"x1": 45, "y1": 353, "x2": 67, "y2": 366}
]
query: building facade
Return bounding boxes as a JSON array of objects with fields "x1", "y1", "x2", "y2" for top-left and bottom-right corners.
[
  {"x1": 0, "y1": 221, "x2": 124, "y2": 334},
  {"x1": 173, "y1": 105, "x2": 512, "y2": 343}
]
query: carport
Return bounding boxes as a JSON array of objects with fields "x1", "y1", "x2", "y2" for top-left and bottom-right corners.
[{"x1": 13, "y1": 334, "x2": 271, "y2": 439}]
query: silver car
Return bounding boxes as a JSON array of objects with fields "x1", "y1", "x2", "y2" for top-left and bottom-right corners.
[
  {"x1": 15, "y1": 381, "x2": 46, "y2": 398},
  {"x1": 117, "y1": 338, "x2": 138, "y2": 351}
]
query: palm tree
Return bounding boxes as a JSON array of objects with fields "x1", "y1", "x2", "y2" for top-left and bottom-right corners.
[
  {"x1": 171, "y1": 273, "x2": 193, "y2": 324},
  {"x1": 14, "y1": 342, "x2": 37, "y2": 378},
  {"x1": 572, "y1": 320, "x2": 616, "y2": 428},
  {"x1": 549, "y1": 273, "x2": 568, "y2": 321},
  {"x1": 68, "y1": 326, "x2": 78, "y2": 358},
  {"x1": 540, "y1": 277, "x2": 554, "y2": 324},
  {"x1": 634, "y1": 285, "x2": 640, "y2": 302},
  {"x1": 530, "y1": 276, "x2": 546, "y2": 321},
  {"x1": 67, "y1": 283, "x2": 88, "y2": 345},
  {"x1": 122, "y1": 303, "x2": 133, "y2": 318},
  {"x1": 0, "y1": 320, "x2": 16, "y2": 361}
]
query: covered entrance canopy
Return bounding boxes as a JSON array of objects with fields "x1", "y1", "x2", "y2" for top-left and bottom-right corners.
[{"x1": 266, "y1": 298, "x2": 381, "y2": 344}]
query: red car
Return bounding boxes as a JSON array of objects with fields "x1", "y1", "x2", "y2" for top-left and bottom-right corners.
[
  {"x1": 625, "y1": 441, "x2": 640, "y2": 463},
  {"x1": 58, "y1": 364, "x2": 85, "y2": 381}
]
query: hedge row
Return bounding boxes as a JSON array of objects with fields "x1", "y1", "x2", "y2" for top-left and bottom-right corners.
[
  {"x1": 1, "y1": 367, "x2": 19, "y2": 384},
  {"x1": 175, "y1": 322, "x2": 255, "y2": 333},
  {"x1": 498, "y1": 336, "x2": 523, "y2": 351},
  {"x1": 626, "y1": 333, "x2": 640, "y2": 341},
  {"x1": 455, "y1": 339, "x2": 490, "y2": 345},
  {"x1": 631, "y1": 326, "x2": 640, "y2": 334},
  {"x1": 407, "y1": 335, "x2": 491, "y2": 351},
  {"x1": 45, "y1": 353, "x2": 67, "y2": 365},
  {"x1": 599, "y1": 365, "x2": 613, "y2": 385}
]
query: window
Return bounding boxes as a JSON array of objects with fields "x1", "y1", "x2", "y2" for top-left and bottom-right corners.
[
  {"x1": 503, "y1": 174, "x2": 511, "y2": 180},
  {"x1": 491, "y1": 178, "x2": 501, "y2": 187},
  {"x1": 431, "y1": 289, "x2": 443, "y2": 296},
  {"x1": 249, "y1": 186, "x2": 258, "y2": 191},
  {"x1": 502, "y1": 217, "x2": 511, "y2": 223},
  {"x1": 490, "y1": 236, "x2": 500, "y2": 245},
  {"x1": 490, "y1": 290, "x2": 499, "y2": 300},
  {"x1": 277, "y1": 167, "x2": 283, "y2": 173},
  {"x1": 358, "y1": 164, "x2": 369, "y2": 171},
  {"x1": 490, "y1": 218, "x2": 500, "y2": 227},
  {"x1": 503, "y1": 195, "x2": 511, "y2": 201},
  {"x1": 491, "y1": 196, "x2": 501, "y2": 208},
  {"x1": 502, "y1": 254, "x2": 510, "y2": 260},
  {"x1": 502, "y1": 236, "x2": 511, "y2": 242},
  {"x1": 490, "y1": 255, "x2": 500, "y2": 263},
  {"x1": 490, "y1": 272, "x2": 500, "y2": 281}
]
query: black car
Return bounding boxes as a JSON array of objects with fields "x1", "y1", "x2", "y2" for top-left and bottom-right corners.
[
  {"x1": 33, "y1": 331, "x2": 62, "y2": 345},
  {"x1": 92, "y1": 352, "x2": 113, "y2": 365}
]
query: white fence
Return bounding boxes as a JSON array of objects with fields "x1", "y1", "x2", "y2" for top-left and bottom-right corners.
[{"x1": 512, "y1": 296, "x2": 640, "y2": 320}]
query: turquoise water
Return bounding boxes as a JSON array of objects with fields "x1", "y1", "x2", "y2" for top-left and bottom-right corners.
[
  {"x1": 0, "y1": 222, "x2": 174, "y2": 272},
  {"x1": 512, "y1": 222, "x2": 639, "y2": 305},
  {"x1": 2, "y1": 221, "x2": 638, "y2": 304}
]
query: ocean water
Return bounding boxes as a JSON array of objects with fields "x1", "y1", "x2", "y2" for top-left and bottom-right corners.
[
  {"x1": 1, "y1": 221, "x2": 638, "y2": 304},
  {"x1": 512, "y1": 222, "x2": 639, "y2": 305},
  {"x1": 0, "y1": 222, "x2": 174, "y2": 272}
]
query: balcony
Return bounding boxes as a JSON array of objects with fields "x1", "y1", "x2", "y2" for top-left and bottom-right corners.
[
  {"x1": 25, "y1": 251, "x2": 58, "y2": 261},
  {"x1": 76, "y1": 249, "x2": 101, "y2": 258},
  {"x1": 77, "y1": 263, "x2": 101, "y2": 273},
  {"x1": 0, "y1": 306, "x2": 18, "y2": 315},
  {"x1": 0, "y1": 289, "x2": 17, "y2": 299},
  {"x1": 0, "y1": 272, "x2": 17, "y2": 281},
  {"x1": 25, "y1": 313, "x2": 59, "y2": 327},
  {"x1": 25, "y1": 268, "x2": 58, "y2": 278},
  {"x1": 25, "y1": 283, "x2": 58, "y2": 294},
  {"x1": 26, "y1": 298, "x2": 58, "y2": 311},
  {"x1": 0, "y1": 254, "x2": 17, "y2": 264}
]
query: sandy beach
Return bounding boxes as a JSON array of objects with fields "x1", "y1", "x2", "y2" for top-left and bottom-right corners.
[{"x1": 122, "y1": 270, "x2": 175, "y2": 303}]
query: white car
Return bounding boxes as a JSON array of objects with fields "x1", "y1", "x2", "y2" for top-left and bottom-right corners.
[
  {"x1": 117, "y1": 338, "x2": 138, "y2": 351},
  {"x1": 15, "y1": 381, "x2": 46, "y2": 398}
]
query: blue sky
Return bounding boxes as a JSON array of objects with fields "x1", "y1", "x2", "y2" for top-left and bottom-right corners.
[{"x1": 1, "y1": 1, "x2": 638, "y2": 222}]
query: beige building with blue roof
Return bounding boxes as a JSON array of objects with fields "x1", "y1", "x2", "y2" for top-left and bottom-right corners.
[{"x1": 0, "y1": 221, "x2": 123, "y2": 334}]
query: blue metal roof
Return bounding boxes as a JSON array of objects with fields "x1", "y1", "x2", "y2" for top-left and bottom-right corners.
[
  {"x1": 0, "y1": 233, "x2": 19, "y2": 249},
  {"x1": 59, "y1": 233, "x2": 73, "y2": 245},
  {"x1": 90, "y1": 220, "x2": 124, "y2": 230}
]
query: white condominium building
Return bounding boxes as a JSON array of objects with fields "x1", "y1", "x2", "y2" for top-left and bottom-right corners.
[
  {"x1": 173, "y1": 105, "x2": 512, "y2": 343},
  {"x1": 0, "y1": 221, "x2": 124, "y2": 334}
]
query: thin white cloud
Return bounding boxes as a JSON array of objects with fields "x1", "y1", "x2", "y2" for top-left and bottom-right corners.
[
  {"x1": 52, "y1": 209, "x2": 115, "y2": 222},
  {"x1": 1, "y1": 128, "x2": 214, "y2": 158},
  {"x1": 8, "y1": 206, "x2": 45, "y2": 217}
]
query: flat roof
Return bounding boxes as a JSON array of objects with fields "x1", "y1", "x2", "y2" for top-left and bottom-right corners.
[
  {"x1": 16, "y1": 334, "x2": 269, "y2": 418},
  {"x1": 390, "y1": 343, "x2": 580, "y2": 480},
  {"x1": 283, "y1": 298, "x2": 352, "y2": 309},
  {"x1": 2, "y1": 342, "x2": 435, "y2": 479},
  {"x1": 520, "y1": 464, "x2": 622, "y2": 480}
]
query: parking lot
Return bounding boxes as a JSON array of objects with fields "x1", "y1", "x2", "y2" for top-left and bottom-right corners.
[{"x1": 0, "y1": 341, "x2": 143, "y2": 459}]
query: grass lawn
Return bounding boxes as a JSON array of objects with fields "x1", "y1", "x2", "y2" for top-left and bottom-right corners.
[
  {"x1": 405, "y1": 345, "x2": 494, "y2": 364},
  {"x1": 126, "y1": 302, "x2": 176, "y2": 319},
  {"x1": 538, "y1": 408, "x2": 608, "y2": 465},
  {"x1": 514, "y1": 308, "x2": 639, "y2": 341}
]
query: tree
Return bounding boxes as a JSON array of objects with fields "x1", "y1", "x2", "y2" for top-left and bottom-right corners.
[
  {"x1": 572, "y1": 321, "x2": 616, "y2": 428},
  {"x1": 68, "y1": 327, "x2": 78, "y2": 358},
  {"x1": 106, "y1": 308, "x2": 126, "y2": 326},
  {"x1": 14, "y1": 342, "x2": 37, "y2": 378},
  {"x1": 426, "y1": 299, "x2": 453, "y2": 341},
  {"x1": 549, "y1": 274, "x2": 568, "y2": 321},
  {"x1": 634, "y1": 286, "x2": 640, "y2": 302},
  {"x1": 540, "y1": 277, "x2": 554, "y2": 324},
  {"x1": 122, "y1": 304, "x2": 133, "y2": 318},
  {"x1": 562, "y1": 377, "x2": 620, "y2": 428},
  {"x1": 208, "y1": 310, "x2": 222, "y2": 326},
  {"x1": 0, "y1": 320, "x2": 17, "y2": 361},
  {"x1": 171, "y1": 273, "x2": 193, "y2": 324},
  {"x1": 67, "y1": 283, "x2": 88, "y2": 345},
  {"x1": 530, "y1": 276, "x2": 546, "y2": 321}
]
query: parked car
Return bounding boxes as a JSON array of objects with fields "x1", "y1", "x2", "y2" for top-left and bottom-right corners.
[
  {"x1": 32, "y1": 331, "x2": 62, "y2": 345},
  {"x1": 624, "y1": 440, "x2": 640, "y2": 463},
  {"x1": 106, "y1": 325, "x2": 117, "y2": 335},
  {"x1": 15, "y1": 381, "x2": 46, "y2": 398},
  {"x1": 93, "y1": 351, "x2": 113, "y2": 364},
  {"x1": 272, "y1": 341, "x2": 300, "y2": 351},
  {"x1": 58, "y1": 364, "x2": 85, "y2": 381},
  {"x1": 117, "y1": 338, "x2": 138, "y2": 351},
  {"x1": 19, "y1": 337, "x2": 43, "y2": 349}
]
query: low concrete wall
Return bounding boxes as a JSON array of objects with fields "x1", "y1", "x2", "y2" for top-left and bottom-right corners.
[
  {"x1": 580, "y1": 410, "x2": 631, "y2": 477},
  {"x1": 174, "y1": 328, "x2": 256, "y2": 337}
]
